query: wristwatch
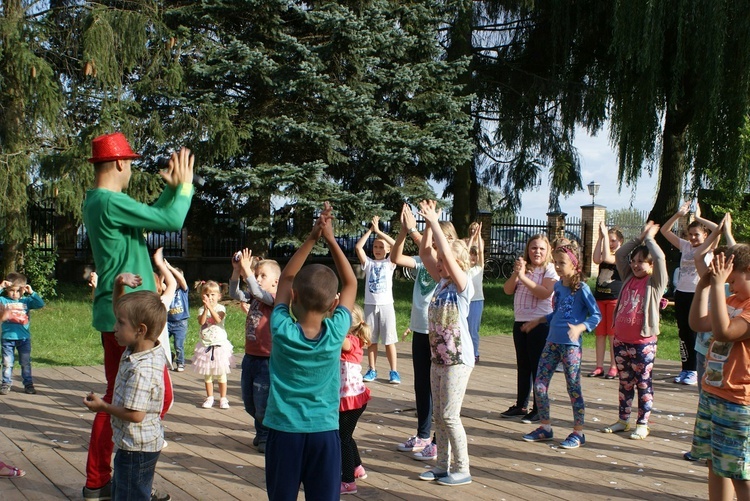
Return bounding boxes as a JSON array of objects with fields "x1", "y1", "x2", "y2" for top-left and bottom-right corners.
[{"x1": 408, "y1": 227, "x2": 418, "y2": 234}]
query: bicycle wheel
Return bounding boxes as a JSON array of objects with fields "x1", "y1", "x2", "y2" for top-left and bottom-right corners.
[
  {"x1": 484, "y1": 258, "x2": 502, "y2": 280},
  {"x1": 501, "y1": 259, "x2": 515, "y2": 279}
]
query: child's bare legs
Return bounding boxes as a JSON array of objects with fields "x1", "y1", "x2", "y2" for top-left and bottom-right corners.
[
  {"x1": 594, "y1": 335, "x2": 606, "y2": 368},
  {"x1": 385, "y1": 343, "x2": 397, "y2": 372},
  {"x1": 607, "y1": 335, "x2": 617, "y2": 371},
  {"x1": 202, "y1": 376, "x2": 215, "y2": 408},
  {"x1": 707, "y1": 465, "x2": 738, "y2": 501},
  {"x1": 367, "y1": 344, "x2": 378, "y2": 370},
  {"x1": 218, "y1": 381, "x2": 227, "y2": 399}
]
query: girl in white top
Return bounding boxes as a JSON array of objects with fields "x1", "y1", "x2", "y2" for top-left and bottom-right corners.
[
  {"x1": 466, "y1": 222, "x2": 485, "y2": 363},
  {"x1": 660, "y1": 201, "x2": 717, "y2": 385},
  {"x1": 191, "y1": 280, "x2": 235, "y2": 409}
]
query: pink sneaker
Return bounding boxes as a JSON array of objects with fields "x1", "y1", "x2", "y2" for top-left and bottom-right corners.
[
  {"x1": 413, "y1": 441, "x2": 437, "y2": 461},
  {"x1": 341, "y1": 481, "x2": 357, "y2": 495},
  {"x1": 354, "y1": 465, "x2": 368, "y2": 479},
  {"x1": 397, "y1": 435, "x2": 431, "y2": 452}
]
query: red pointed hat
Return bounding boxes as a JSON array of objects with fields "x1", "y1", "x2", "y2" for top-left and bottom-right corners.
[{"x1": 88, "y1": 132, "x2": 141, "y2": 163}]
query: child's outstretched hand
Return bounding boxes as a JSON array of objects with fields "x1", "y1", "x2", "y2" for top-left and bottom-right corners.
[
  {"x1": 371, "y1": 215, "x2": 380, "y2": 232},
  {"x1": 116, "y1": 273, "x2": 142, "y2": 289},
  {"x1": 640, "y1": 220, "x2": 659, "y2": 241},
  {"x1": 677, "y1": 201, "x2": 691, "y2": 217},
  {"x1": 418, "y1": 200, "x2": 440, "y2": 223},
  {"x1": 709, "y1": 252, "x2": 734, "y2": 286},
  {"x1": 310, "y1": 202, "x2": 332, "y2": 241},
  {"x1": 238, "y1": 248, "x2": 254, "y2": 277},
  {"x1": 321, "y1": 205, "x2": 336, "y2": 243},
  {"x1": 401, "y1": 203, "x2": 417, "y2": 230}
]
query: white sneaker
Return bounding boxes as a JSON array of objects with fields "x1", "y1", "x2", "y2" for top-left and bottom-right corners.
[
  {"x1": 219, "y1": 397, "x2": 230, "y2": 409},
  {"x1": 202, "y1": 396, "x2": 214, "y2": 408}
]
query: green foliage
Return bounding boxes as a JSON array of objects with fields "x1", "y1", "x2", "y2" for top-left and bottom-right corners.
[
  {"x1": 606, "y1": 208, "x2": 648, "y2": 240},
  {"x1": 30, "y1": 277, "x2": 681, "y2": 367},
  {"x1": 21, "y1": 247, "x2": 58, "y2": 299}
]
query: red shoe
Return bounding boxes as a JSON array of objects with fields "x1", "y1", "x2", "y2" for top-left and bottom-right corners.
[
  {"x1": 604, "y1": 367, "x2": 618, "y2": 379},
  {"x1": 587, "y1": 367, "x2": 604, "y2": 377}
]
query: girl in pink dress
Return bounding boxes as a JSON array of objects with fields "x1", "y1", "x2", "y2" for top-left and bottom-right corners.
[{"x1": 339, "y1": 304, "x2": 372, "y2": 495}]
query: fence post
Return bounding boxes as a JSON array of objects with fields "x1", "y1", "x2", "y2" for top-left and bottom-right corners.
[
  {"x1": 476, "y1": 211, "x2": 492, "y2": 245},
  {"x1": 580, "y1": 203, "x2": 606, "y2": 278},
  {"x1": 546, "y1": 211, "x2": 567, "y2": 244}
]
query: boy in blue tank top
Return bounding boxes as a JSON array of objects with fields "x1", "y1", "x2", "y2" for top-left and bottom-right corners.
[{"x1": 264, "y1": 202, "x2": 357, "y2": 501}]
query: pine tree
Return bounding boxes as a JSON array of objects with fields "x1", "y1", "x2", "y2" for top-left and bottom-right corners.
[
  {"x1": 167, "y1": 0, "x2": 473, "y2": 248},
  {"x1": 0, "y1": 0, "x2": 64, "y2": 274}
]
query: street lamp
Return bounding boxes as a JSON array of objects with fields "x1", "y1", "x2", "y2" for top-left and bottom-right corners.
[{"x1": 587, "y1": 180, "x2": 600, "y2": 205}]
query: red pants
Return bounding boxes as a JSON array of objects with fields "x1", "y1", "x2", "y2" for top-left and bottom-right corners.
[{"x1": 85, "y1": 332, "x2": 173, "y2": 489}]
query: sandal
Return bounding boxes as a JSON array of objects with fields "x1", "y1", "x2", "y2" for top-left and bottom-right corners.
[
  {"x1": 630, "y1": 424, "x2": 650, "y2": 440},
  {"x1": 0, "y1": 462, "x2": 26, "y2": 478},
  {"x1": 601, "y1": 420, "x2": 631, "y2": 433},
  {"x1": 604, "y1": 367, "x2": 618, "y2": 379},
  {"x1": 587, "y1": 367, "x2": 604, "y2": 377}
]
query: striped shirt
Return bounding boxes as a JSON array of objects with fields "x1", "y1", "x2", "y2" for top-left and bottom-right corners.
[{"x1": 112, "y1": 345, "x2": 165, "y2": 452}]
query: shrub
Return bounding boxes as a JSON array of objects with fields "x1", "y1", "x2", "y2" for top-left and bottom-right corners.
[{"x1": 22, "y1": 247, "x2": 58, "y2": 298}]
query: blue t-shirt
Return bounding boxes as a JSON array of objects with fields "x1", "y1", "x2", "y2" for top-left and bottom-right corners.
[
  {"x1": 0, "y1": 293, "x2": 45, "y2": 341},
  {"x1": 167, "y1": 287, "x2": 190, "y2": 322},
  {"x1": 545, "y1": 282, "x2": 601, "y2": 347},
  {"x1": 264, "y1": 304, "x2": 351, "y2": 433}
]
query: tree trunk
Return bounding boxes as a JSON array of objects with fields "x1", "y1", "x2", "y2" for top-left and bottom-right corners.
[
  {"x1": 649, "y1": 101, "x2": 692, "y2": 270},
  {"x1": 648, "y1": 103, "x2": 691, "y2": 225},
  {"x1": 446, "y1": 0, "x2": 474, "y2": 237}
]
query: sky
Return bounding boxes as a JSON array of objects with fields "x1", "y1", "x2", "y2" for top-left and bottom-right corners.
[{"x1": 518, "y1": 125, "x2": 659, "y2": 221}]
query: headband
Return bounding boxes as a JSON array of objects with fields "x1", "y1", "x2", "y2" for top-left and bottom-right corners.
[{"x1": 560, "y1": 246, "x2": 580, "y2": 272}]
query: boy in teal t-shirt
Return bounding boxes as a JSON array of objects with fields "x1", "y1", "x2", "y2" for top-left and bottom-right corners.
[{"x1": 264, "y1": 202, "x2": 357, "y2": 501}]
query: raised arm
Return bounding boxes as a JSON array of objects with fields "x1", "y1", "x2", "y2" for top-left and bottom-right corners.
[
  {"x1": 693, "y1": 218, "x2": 723, "y2": 278},
  {"x1": 418, "y1": 206, "x2": 440, "y2": 281},
  {"x1": 322, "y1": 205, "x2": 357, "y2": 311},
  {"x1": 724, "y1": 212, "x2": 736, "y2": 246},
  {"x1": 370, "y1": 215, "x2": 396, "y2": 247},
  {"x1": 153, "y1": 248, "x2": 176, "y2": 301},
  {"x1": 165, "y1": 259, "x2": 187, "y2": 290},
  {"x1": 275, "y1": 205, "x2": 328, "y2": 306},
  {"x1": 659, "y1": 201, "x2": 690, "y2": 248},
  {"x1": 708, "y1": 253, "x2": 750, "y2": 342},
  {"x1": 391, "y1": 204, "x2": 418, "y2": 268},
  {"x1": 471, "y1": 222, "x2": 485, "y2": 269},
  {"x1": 593, "y1": 221, "x2": 615, "y2": 265},
  {"x1": 693, "y1": 203, "x2": 718, "y2": 234},
  {"x1": 354, "y1": 221, "x2": 372, "y2": 266},
  {"x1": 112, "y1": 273, "x2": 142, "y2": 312},
  {"x1": 419, "y1": 200, "x2": 467, "y2": 292}
]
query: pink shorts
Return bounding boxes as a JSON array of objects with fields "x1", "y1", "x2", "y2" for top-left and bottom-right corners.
[{"x1": 595, "y1": 299, "x2": 617, "y2": 336}]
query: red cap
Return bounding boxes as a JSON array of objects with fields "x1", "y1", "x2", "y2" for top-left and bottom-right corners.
[{"x1": 88, "y1": 132, "x2": 141, "y2": 163}]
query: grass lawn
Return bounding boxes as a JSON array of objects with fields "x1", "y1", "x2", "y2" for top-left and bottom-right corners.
[{"x1": 26, "y1": 278, "x2": 681, "y2": 368}]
